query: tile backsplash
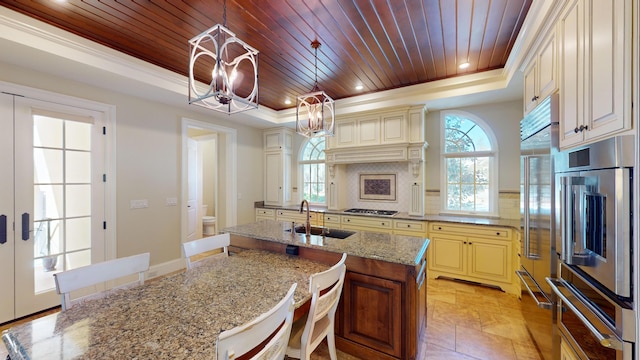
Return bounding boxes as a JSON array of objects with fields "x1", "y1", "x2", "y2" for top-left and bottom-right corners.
[{"x1": 345, "y1": 163, "x2": 409, "y2": 211}]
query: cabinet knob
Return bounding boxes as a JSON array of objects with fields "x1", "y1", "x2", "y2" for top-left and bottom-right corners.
[
  {"x1": 407, "y1": 225, "x2": 411, "y2": 228},
  {"x1": 438, "y1": 226, "x2": 442, "y2": 230},
  {"x1": 496, "y1": 232, "x2": 500, "y2": 236},
  {"x1": 464, "y1": 241, "x2": 467, "y2": 244},
  {"x1": 381, "y1": 222, "x2": 385, "y2": 226}
]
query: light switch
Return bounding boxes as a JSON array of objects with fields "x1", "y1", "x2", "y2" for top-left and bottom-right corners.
[
  {"x1": 130, "y1": 199, "x2": 149, "y2": 209},
  {"x1": 166, "y1": 197, "x2": 178, "y2": 206}
]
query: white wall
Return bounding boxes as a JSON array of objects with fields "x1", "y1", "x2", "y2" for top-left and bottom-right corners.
[{"x1": 0, "y1": 61, "x2": 264, "y2": 265}]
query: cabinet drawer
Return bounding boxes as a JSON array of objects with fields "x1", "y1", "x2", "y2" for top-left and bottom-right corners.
[
  {"x1": 393, "y1": 219, "x2": 426, "y2": 232},
  {"x1": 320, "y1": 214, "x2": 341, "y2": 226},
  {"x1": 276, "y1": 209, "x2": 307, "y2": 222},
  {"x1": 429, "y1": 222, "x2": 511, "y2": 239},
  {"x1": 255, "y1": 208, "x2": 275, "y2": 217},
  {"x1": 342, "y1": 216, "x2": 392, "y2": 229}
]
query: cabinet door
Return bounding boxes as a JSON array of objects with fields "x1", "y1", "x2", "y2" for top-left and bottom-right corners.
[
  {"x1": 537, "y1": 31, "x2": 557, "y2": 101},
  {"x1": 559, "y1": 0, "x2": 584, "y2": 148},
  {"x1": 382, "y1": 113, "x2": 405, "y2": 143},
  {"x1": 264, "y1": 152, "x2": 282, "y2": 205},
  {"x1": 334, "y1": 120, "x2": 357, "y2": 147},
  {"x1": 467, "y1": 239, "x2": 512, "y2": 283},
  {"x1": 343, "y1": 272, "x2": 402, "y2": 358},
  {"x1": 523, "y1": 61, "x2": 538, "y2": 114},
  {"x1": 357, "y1": 117, "x2": 380, "y2": 146},
  {"x1": 428, "y1": 234, "x2": 466, "y2": 276},
  {"x1": 585, "y1": 0, "x2": 629, "y2": 140}
]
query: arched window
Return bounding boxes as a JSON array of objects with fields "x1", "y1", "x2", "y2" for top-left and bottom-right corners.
[
  {"x1": 441, "y1": 111, "x2": 498, "y2": 215},
  {"x1": 299, "y1": 137, "x2": 326, "y2": 204}
]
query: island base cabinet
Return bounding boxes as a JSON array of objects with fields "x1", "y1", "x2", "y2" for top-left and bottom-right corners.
[{"x1": 342, "y1": 272, "x2": 402, "y2": 358}]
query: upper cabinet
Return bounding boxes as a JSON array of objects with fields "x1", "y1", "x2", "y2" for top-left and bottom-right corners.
[
  {"x1": 523, "y1": 29, "x2": 557, "y2": 115},
  {"x1": 263, "y1": 128, "x2": 294, "y2": 207},
  {"x1": 327, "y1": 109, "x2": 411, "y2": 150},
  {"x1": 558, "y1": 0, "x2": 632, "y2": 148}
]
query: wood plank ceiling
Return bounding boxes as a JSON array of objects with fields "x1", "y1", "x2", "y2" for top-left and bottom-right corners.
[{"x1": 0, "y1": 0, "x2": 532, "y2": 111}]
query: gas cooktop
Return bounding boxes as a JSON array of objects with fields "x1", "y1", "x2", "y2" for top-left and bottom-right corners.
[{"x1": 343, "y1": 208, "x2": 398, "y2": 217}]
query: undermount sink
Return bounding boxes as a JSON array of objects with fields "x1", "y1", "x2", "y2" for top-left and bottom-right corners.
[{"x1": 286, "y1": 225, "x2": 355, "y2": 239}]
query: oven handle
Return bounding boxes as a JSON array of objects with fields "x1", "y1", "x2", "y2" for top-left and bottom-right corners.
[
  {"x1": 516, "y1": 270, "x2": 553, "y2": 309},
  {"x1": 546, "y1": 277, "x2": 623, "y2": 350}
]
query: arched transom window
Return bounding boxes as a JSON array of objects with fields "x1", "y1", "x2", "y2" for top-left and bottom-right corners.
[
  {"x1": 441, "y1": 111, "x2": 497, "y2": 215},
  {"x1": 299, "y1": 137, "x2": 326, "y2": 204}
]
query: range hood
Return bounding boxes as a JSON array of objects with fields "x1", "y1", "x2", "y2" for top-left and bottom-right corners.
[{"x1": 325, "y1": 142, "x2": 428, "y2": 164}]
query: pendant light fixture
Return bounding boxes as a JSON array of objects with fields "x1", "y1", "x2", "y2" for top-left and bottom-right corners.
[
  {"x1": 296, "y1": 40, "x2": 335, "y2": 137},
  {"x1": 188, "y1": 0, "x2": 259, "y2": 114}
]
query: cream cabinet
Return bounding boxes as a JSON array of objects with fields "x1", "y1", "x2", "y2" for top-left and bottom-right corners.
[
  {"x1": 341, "y1": 215, "x2": 393, "y2": 234},
  {"x1": 276, "y1": 209, "x2": 309, "y2": 223},
  {"x1": 255, "y1": 208, "x2": 275, "y2": 221},
  {"x1": 427, "y1": 222, "x2": 518, "y2": 295},
  {"x1": 327, "y1": 109, "x2": 408, "y2": 149},
  {"x1": 263, "y1": 128, "x2": 294, "y2": 207},
  {"x1": 319, "y1": 213, "x2": 341, "y2": 227},
  {"x1": 393, "y1": 219, "x2": 427, "y2": 237},
  {"x1": 558, "y1": 0, "x2": 631, "y2": 148},
  {"x1": 523, "y1": 29, "x2": 557, "y2": 115}
]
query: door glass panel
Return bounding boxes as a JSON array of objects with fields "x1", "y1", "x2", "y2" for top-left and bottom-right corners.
[
  {"x1": 33, "y1": 115, "x2": 93, "y2": 293},
  {"x1": 33, "y1": 117, "x2": 62, "y2": 148},
  {"x1": 66, "y1": 151, "x2": 91, "y2": 183},
  {"x1": 34, "y1": 148, "x2": 63, "y2": 183},
  {"x1": 66, "y1": 217, "x2": 91, "y2": 252}
]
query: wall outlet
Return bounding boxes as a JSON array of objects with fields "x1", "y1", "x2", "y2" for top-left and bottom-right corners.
[
  {"x1": 130, "y1": 199, "x2": 149, "y2": 209},
  {"x1": 166, "y1": 197, "x2": 178, "y2": 206}
]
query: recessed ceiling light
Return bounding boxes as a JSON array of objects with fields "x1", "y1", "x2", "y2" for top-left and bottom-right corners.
[
  {"x1": 355, "y1": 85, "x2": 364, "y2": 90},
  {"x1": 284, "y1": 99, "x2": 292, "y2": 105},
  {"x1": 458, "y1": 62, "x2": 470, "y2": 69}
]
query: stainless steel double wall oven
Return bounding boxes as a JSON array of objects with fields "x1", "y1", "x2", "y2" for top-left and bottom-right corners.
[{"x1": 547, "y1": 135, "x2": 635, "y2": 359}]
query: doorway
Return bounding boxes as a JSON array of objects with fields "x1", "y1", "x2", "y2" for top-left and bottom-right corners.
[
  {"x1": 0, "y1": 89, "x2": 111, "y2": 322},
  {"x1": 181, "y1": 118, "x2": 237, "y2": 243}
]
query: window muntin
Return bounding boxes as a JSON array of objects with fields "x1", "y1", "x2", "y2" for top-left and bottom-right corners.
[
  {"x1": 442, "y1": 112, "x2": 496, "y2": 215},
  {"x1": 300, "y1": 137, "x2": 326, "y2": 204}
]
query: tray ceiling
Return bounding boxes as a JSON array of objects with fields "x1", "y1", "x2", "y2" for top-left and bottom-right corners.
[{"x1": 0, "y1": 0, "x2": 532, "y2": 111}]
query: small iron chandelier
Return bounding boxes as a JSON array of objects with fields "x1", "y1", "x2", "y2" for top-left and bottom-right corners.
[
  {"x1": 296, "y1": 40, "x2": 335, "y2": 137},
  {"x1": 188, "y1": 0, "x2": 259, "y2": 114}
]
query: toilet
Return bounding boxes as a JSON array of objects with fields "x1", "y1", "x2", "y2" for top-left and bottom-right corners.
[{"x1": 202, "y1": 205, "x2": 217, "y2": 236}]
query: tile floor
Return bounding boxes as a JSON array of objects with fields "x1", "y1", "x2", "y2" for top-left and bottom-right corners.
[{"x1": 1, "y1": 277, "x2": 543, "y2": 360}]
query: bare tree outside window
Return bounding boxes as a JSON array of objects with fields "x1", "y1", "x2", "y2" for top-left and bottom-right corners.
[
  {"x1": 300, "y1": 137, "x2": 326, "y2": 204},
  {"x1": 442, "y1": 112, "x2": 495, "y2": 214}
]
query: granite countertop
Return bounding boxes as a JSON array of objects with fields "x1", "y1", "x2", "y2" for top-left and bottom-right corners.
[
  {"x1": 259, "y1": 205, "x2": 520, "y2": 229},
  {"x1": 2, "y1": 250, "x2": 328, "y2": 360},
  {"x1": 223, "y1": 219, "x2": 430, "y2": 266}
]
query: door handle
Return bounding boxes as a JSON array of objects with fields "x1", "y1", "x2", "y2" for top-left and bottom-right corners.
[
  {"x1": 0, "y1": 215, "x2": 6, "y2": 244},
  {"x1": 22, "y1": 212, "x2": 29, "y2": 240}
]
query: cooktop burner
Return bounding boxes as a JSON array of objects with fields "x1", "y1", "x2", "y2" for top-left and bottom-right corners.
[{"x1": 343, "y1": 208, "x2": 398, "y2": 216}]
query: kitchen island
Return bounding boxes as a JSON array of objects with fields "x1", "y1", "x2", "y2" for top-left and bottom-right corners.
[{"x1": 223, "y1": 219, "x2": 430, "y2": 360}]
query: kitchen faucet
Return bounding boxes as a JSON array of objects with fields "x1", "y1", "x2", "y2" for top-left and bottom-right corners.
[{"x1": 300, "y1": 199, "x2": 311, "y2": 236}]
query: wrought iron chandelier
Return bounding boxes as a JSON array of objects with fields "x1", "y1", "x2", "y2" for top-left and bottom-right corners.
[
  {"x1": 188, "y1": 0, "x2": 259, "y2": 114},
  {"x1": 296, "y1": 40, "x2": 335, "y2": 137}
]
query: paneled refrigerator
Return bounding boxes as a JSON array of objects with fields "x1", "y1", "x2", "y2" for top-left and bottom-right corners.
[{"x1": 516, "y1": 93, "x2": 559, "y2": 360}]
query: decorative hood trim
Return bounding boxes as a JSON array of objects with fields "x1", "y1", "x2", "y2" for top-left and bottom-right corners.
[{"x1": 325, "y1": 142, "x2": 428, "y2": 164}]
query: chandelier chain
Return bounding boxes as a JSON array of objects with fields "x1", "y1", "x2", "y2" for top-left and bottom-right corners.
[{"x1": 223, "y1": 0, "x2": 227, "y2": 27}]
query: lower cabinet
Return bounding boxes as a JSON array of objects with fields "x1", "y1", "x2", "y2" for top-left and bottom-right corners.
[
  {"x1": 341, "y1": 215, "x2": 393, "y2": 234},
  {"x1": 228, "y1": 235, "x2": 427, "y2": 360},
  {"x1": 255, "y1": 208, "x2": 275, "y2": 221},
  {"x1": 341, "y1": 272, "x2": 403, "y2": 358},
  {"x1": 427, "y1": 222, "x2": 518, "y2": 295}
]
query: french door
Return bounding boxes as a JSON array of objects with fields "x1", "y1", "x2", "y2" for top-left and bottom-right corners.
[{"x1": 0, "y1": 92, "x2": 105, "y2": 322}]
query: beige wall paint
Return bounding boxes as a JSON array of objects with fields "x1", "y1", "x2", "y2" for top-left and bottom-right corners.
[{"x1": 0, "y1": 61, "x2": 264, "y2": 265}]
